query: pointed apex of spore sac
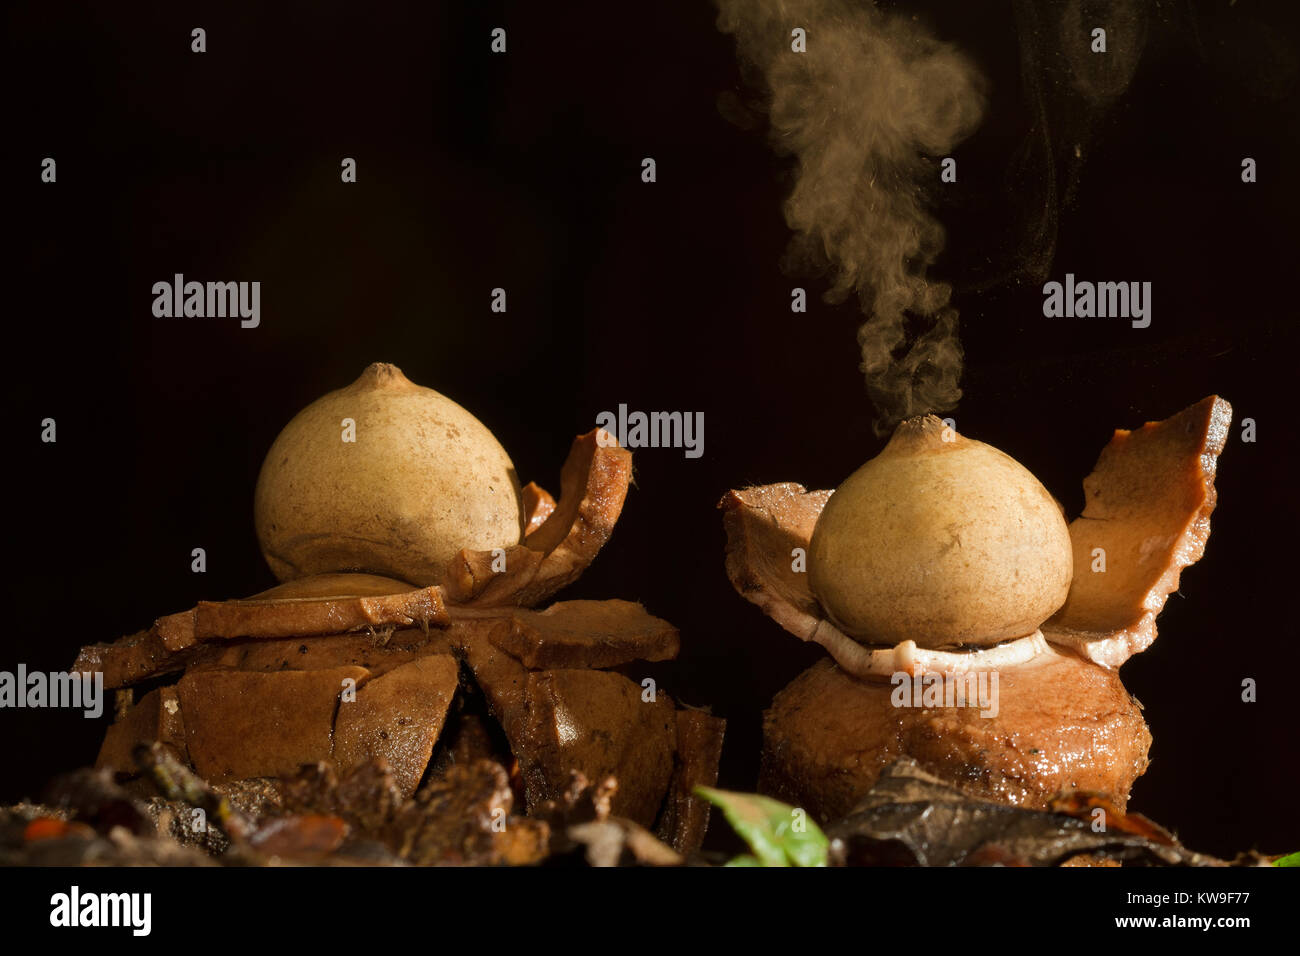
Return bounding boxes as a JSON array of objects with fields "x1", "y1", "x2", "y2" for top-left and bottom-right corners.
[
  {"x1": 354, "y1": 362, "x2": 417, "y2": 392},
  {"x1": 881, "y1": 414, "x2": 963, "y2": 457}
]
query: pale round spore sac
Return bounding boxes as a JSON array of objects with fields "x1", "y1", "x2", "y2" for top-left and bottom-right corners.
[
  {"x1": 254, "y1": 363, "x2": 524, "y2": 588},
  {"x1": 808, "y1": 415, "x2": 1073, "y2": 648}
]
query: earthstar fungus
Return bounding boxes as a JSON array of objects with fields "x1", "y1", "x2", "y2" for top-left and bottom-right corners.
[
  {"x1": 721, "y1": 397, "x2": 1230, "y2": 822},
  {"x1": 78, "y1": 364, "x2": 724, "y2": 855}
]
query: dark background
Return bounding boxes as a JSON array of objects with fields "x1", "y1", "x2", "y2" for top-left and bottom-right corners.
[{"x1": 3, "y1": 0, "x2": 1297, "y2": 858}]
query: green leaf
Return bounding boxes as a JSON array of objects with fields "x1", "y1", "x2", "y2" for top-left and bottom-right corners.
[
  {"x1": 1272, "y1": 851, "x2": 1300, "y2": 867},
  {"x1": 724, "y1": 854, "x2": 763, "y2": 867},
  {"x1": 694, "y1": 786, "x2": 828, "y2": 867}
]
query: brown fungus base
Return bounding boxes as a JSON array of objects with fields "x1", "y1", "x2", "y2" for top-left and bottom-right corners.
[
  {"x1": 761, "y1": 648, "x2": 1151, "y2": 825},
  {"x1": 93, "y1": 606, "x2": 721, "y2": 852}
]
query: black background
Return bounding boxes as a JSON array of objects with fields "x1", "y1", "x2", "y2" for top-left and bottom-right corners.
[{"x1": 3, "y1": 0, "x2": 1298, "y2": 860}]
